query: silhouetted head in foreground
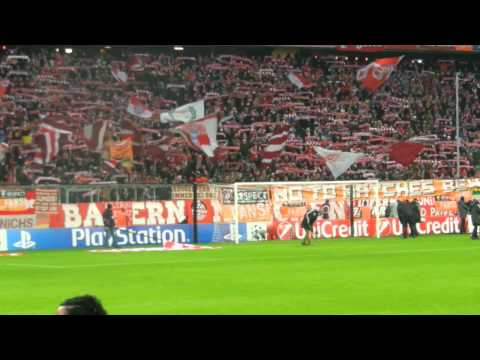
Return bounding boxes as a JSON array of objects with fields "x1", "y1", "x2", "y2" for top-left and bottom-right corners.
[{"x1": 57, "y1": 295, "x2": 107, "y2": 315}]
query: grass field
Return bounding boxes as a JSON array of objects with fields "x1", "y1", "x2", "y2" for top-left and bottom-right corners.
[{"x1": 2, "y1": 234, "x2": 480, "y2": 315}]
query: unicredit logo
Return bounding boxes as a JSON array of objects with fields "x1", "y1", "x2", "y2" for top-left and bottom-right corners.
[
  {"x1": 14, "y1": 231, "x2": 36, "y2": 249},
  {"x1": 277, "y1": 222, "x2": 293, "y2": 239}
]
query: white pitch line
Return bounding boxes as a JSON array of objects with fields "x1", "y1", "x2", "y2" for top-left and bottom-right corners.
[
  {"x1": 2, "y1": 245, "x2": 477, "y2": 270},
  {"x1": 0, "y1": 263, "x2": 67, "y2": 269}
]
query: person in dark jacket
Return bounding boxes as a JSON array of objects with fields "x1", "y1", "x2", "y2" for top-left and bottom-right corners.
[
  {"x1": 397, "y1": 199, "x2": 410, "y2": 238},
  {"x1": 102, "y1": 204, "x2": 117, "y2": 247},
  {"x1": 410, "y1": 199, "x2": 421, "y2": 238},
  {"x1": 301, "y1": 206, "x2": 321, "y2": 246},
  {"x1": 470, "y1": 200, "x2": 480, "y2": 240},
  {"x1": 385, "y1": 201, "x2": 392, "y2": 218},
  {"x1": 457, "y1": 196, "x2": 470, "y2": 234}
]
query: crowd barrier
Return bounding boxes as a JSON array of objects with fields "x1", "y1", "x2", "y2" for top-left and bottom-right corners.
[{"x1": 0, "y1": 179, "x2": 479, "y2": 252}]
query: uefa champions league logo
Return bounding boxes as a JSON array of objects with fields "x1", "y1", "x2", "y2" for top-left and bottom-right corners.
[{"x1": 14, "y1": 231, "x2": 36, "y2": 250}]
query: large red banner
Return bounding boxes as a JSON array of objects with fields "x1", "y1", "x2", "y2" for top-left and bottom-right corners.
[{"x1": 41, "y1": 200, "x2": 219, "y2": 228}]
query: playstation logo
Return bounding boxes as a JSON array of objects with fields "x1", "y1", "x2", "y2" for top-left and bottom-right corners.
[{"x1": 14, "y1": 231, "x2": 36, "y2": 250}]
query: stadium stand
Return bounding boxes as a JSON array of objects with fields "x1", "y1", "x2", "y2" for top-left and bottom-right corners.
[{"x1": 1, "y1": 47, "x2": 480, "y2": 196}]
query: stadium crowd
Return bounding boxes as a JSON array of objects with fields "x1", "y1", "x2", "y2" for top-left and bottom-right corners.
[{"x1": 1, "y1": 47, "x2": 480, "y2": 189}]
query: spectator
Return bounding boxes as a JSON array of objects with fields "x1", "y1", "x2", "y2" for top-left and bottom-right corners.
[
  {"x1": 0, "y1": 48, "x2": 479, "y2": 189},
  {"x1": 57, "y1": 295, "x2": 107, "y2": 315},
  {"x1": 457, "y1": 196, "x2": 470, "y2": 234}
]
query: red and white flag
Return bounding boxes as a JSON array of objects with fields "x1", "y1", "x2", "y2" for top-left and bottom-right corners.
[
  {"x1": 388, "y1": 142, "x2": 424, "y2": 167},
  {"x1": 33, "y1": 120, "x2": 73, "y2": 164},
  {"x1": 261, "y1": 125, "x2": 290, "y2": 165},
  {"x1": 102, "y1": 159, "x2": 120, "y2": 176},
  {"x1": 0, "y1": 79, "x2": 10, "y2": 96},
  {"x1": 83, "y1": 120, "x2": 108, "y2": 152},
  {"x1": 104, "y1": 159, "x2": 120, "y2": 170},
  {"x1": 287, "y1": 72, "x2": 314, "y2": 89},
  {"x1": 174, "y1": 114, "x2": 218, "y2": 157},
  {"x1": 314, "y1": 147, "x2": 365, "y2": 178},
  {"x1": 111, "y1": 67, "x2": 128, "y2": 83},
  {"x1": 127, "y1": 96, "x2": 153, "y2": 119},
  {"x1": 128, "y1": 56, "x2": 144, "y2": 72},
  {"x1": 356, "y1": 56, "x2": 403, "y2": 92}
]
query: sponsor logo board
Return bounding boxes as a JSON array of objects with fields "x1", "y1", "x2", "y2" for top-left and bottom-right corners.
[
  {"x1": 13, "y1": 231, "x2": 36, "y2": 249},
  {"x1": 0, "y1": 229, "x2": 7, "y2": 251},
  {"x1": 0, "y1": 215, "x2": 36, "y2": 229},
  {"x1": 1, "y1": 224, "x2": 246, "y2": 252}
]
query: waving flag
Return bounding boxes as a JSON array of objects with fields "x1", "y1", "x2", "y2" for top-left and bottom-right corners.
[
  {"x1": 111, "y1": 67, "x2": 128, "y2": 83},
  {"x1": 174, "y1": 114, "x2": 218, "y2": 157},
  {"x1": 160, "y1": 100, "x2": 205, "y2": 123},
  {"x1": 0, "y1": 80, "x2": 10, "y2": 96},
  {"x1": 388, "y1": 142, "x2": 424, "y2": 167},
  {"x1": 104, "y1": 159, "x2": 120, "y2": 170},
  {"x1": 261, "y1": 125, "x2": 290, "y2": 165},
  {"x1": 127, "y1": 96, "x2": 153, "y2": 119},
  {"x1": 33, "y1": 120, "x2": 73, "y2": 164},
  {"x1": 103, "y1": 159, "x2": 120, "y2": 175},
  {"x1": 83, "y1": 120, "x2": 108, "y2": 152},
  {"x1": 288, "y1": 72, "x2": 314, "y2": 89},
  {"x1": 315, "y1": 147, "x2": 365, "y2": 179},
  {"x1": 356, "y1": 56, "x2": 403, "y2": 92}
]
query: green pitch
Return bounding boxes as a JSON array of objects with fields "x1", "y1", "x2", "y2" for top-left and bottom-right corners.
[{"x1": 2, "y1": 234, "x2": 480, "y2": 315}]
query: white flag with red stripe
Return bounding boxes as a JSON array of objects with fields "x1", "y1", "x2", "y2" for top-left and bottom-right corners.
[
  {"x1": 83, "y1": 120, "x2": 108, "y2": 152},
  {"x1": 111, "y1": 67, "x2": 128, "y2": 83},
  {"x1": 174, "y1": 114, "x2": 218, "y2": 157},
  {"x1": 33, "y1": 120, "x2": 73, "y2": 164},
  {"x1": 127, "y1": 96, "x2": 153, "y2": 119},
  {"x1": 356, "y1": 56, "x2": 403, "y2": 92},
  {"x1": 287, "y1": 72, "x2": 314, "y2": 89},
  {"x1": 314, "y1": 147, "x2": 365, "y2": 179},
  {"x1": 261, "y1": 125, "x2": 290, "y2": 165}
]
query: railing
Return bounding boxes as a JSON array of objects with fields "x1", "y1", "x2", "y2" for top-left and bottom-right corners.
[
  {"x1": 0, "y1": 183, "x2": 229, "y2": 203},
  {"x1": 0, "y1": 183, "x2": 176, "y2": 203}
]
